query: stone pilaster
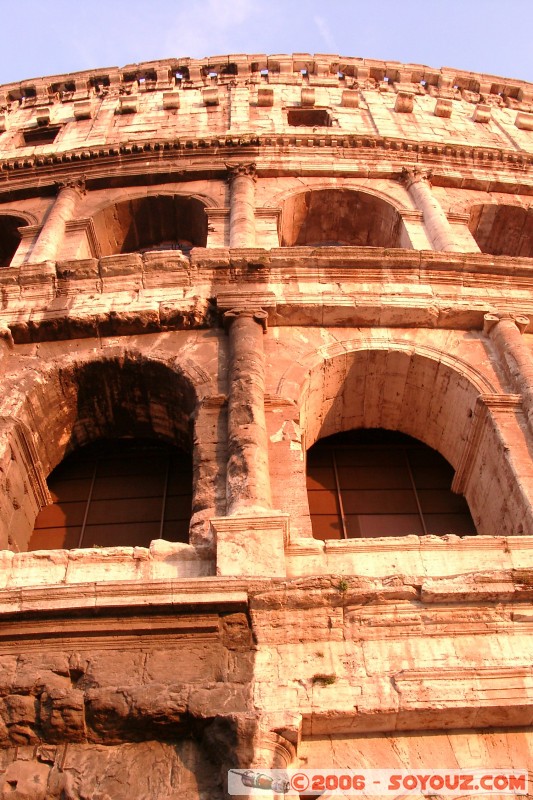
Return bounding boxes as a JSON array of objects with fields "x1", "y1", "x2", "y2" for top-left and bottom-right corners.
[
  {"x1": 484, "y1": 312, "x2": 533, "y2": 429},
  {"x1": 228, "y1": 163, "x2": 256, "y2": 248},
  {"x1": 403, "y1": 168, "x2": 462, "y2": 252},
  {"x1": 29, "y1": 179, "x2": 85, "y2": 264}
]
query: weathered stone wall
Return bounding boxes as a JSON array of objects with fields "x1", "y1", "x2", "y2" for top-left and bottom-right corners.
[{"x1": 0, "y1": 53, "x2": 531, "y2": 797}]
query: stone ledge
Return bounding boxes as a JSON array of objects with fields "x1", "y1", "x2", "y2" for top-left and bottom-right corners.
[{"x1": 0, "y1": 540, "x2": 214, "y2": 593}]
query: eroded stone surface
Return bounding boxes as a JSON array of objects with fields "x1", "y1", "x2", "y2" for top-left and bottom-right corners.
[{"x1": 0, "y1": 51, "x2": 532, "y2": 797}]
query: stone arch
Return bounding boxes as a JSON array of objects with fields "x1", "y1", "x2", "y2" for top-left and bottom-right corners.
[
  {"x1": 0, "y1": 212, "x2": 32, "y2": 267},
  {"x1": 0, "y1": 346, "x2": 217, "y2": 552},
  {"x1": 275, "y1": 339, "x2": 532, "y2": 538},
  {"x1": 91, "y1": 193, "x2": 212, "y2": 255},
  {"x1": 467, "y1": 202, "x2": 533, "y2": 257},
  {"x1": 0, "y1": 208, "x2": 38, "y2": 226},
  {"x1": 279, "y1": 339, "x2": 495, "y2": 462},
  {"x1": 267, "y1": 181, "x2": 409, "y2": 214},
  {"x1": 276, "y1": 187, "x2": 408, "y2": 248}
]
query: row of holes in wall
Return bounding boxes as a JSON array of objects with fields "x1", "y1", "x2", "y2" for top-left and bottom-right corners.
[{"x1": 7, "y1": 67, "x2": 525, "y2": 101}]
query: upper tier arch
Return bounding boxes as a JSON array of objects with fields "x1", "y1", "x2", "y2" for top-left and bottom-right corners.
[
  {"x1": 278, "y1": 188, "x2": 408, "y2": 248},
  {"x1": 91, "y1": 194, "x2": 210, "y2": 256}
]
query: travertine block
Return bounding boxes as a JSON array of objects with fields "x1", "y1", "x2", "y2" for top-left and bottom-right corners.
[
  {"x1": 73, "y1": 100, "x2": 92, "y2": 120},
  {"x1": 162, "y1": 91, "x2": 180, "y2": 110},
  {"x1": 117, "y1": 94, "x2": 138, "y2": 114},
  {"x1": 394, "y1": 90, "x2": 415, "y2": 113},
  {"x1": 434, "y1": 97, "x2": 453, "y2": 117},
  {"x1": 257, "y1": 87, "x2": 274, "y2": 106},
  {"x1": 473, "y1": 103, "x2": 491, "y2": 122},
  {"x1": 202, "y1": 87, "x2": 219, "y2": 106},
  {"x1": 301, "y1": 87, "x2": 315, "y2": 106},
  {"x1": 212, "y1": 513, "x2": 289, "y2": 576},
  {"x1": 341, "y1": 89, "x2": 359, "y2": 108},
  {"x1": 35, "y1": 108, "x2": 50, "y2": 126},
  {"x1": 515, "y1": 110, "x2": 533, "y2": 130}
]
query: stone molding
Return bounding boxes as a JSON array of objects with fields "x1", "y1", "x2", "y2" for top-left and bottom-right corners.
[
  {"x1": 64, "y1": 216, "x2": 101, "y2": 257},
  {"x1": 0, "y1": 415, "x2": 50, "y2": 508},
  {"x1": 217, "y1": 291, "x2": 276, "y2": 314},
  {"x1": 0, "y1": 134, "x2": 531, "y2": 191},
  {"x1": 451, "y1": 393, "x2": 523, "y2": 494},
  {"x1": 2, "y1": 54, "x2": 530, "y2": 106}
]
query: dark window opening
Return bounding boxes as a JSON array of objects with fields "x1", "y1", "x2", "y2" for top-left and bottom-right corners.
[
  {"x1": 22, "y1": 125, "x2": 61, "y2": 146},
  {"x1": 307, "y1": 429, "x2": 477, "y2": 540},
  {"x1": 51, "y1": 81, "x2": 76, "y2": 96},
  {"x1": 8, "y1": 86, "x2": 36, "y2": 103},
  {"x1": 174, "y1": 67, "x2": 190, "y2": 82},
  {"x1": 89, "y1": 75, "x2": 111, "y2": 91},
  {"x1": 0, "y1": 215, "x2": 27, "y2": 267},
  {"x1": 288, "y1": 108, "x2": 331, "y2": 127},
  {"x1": 29, "y1": 438, "x2": 192, "y2": 551}
]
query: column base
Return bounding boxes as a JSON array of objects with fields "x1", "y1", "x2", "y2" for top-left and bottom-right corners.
[{"x1": 211, "y1": 512, "x2": 289, "y2": 577}]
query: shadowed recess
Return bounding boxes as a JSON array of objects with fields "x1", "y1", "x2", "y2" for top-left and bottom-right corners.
[
  {"x1": 468, "y1": 204, "x2": 533, "y2": 257},
  {"x1": 307, "y1": 428, "x2": 476, "y2": 540},
  {"x1": 280, "y1": 189, "x2": 405, "y2": 248},
  {"x1": 0, "y1": 215, "x2": 28, "y2": 267},
  {"x1": 62, "y1": 357, "x2": 196, "y2": 454},
  {"x1": 92, "y1": 195, "x2": 208, "y2": 256},
  {"x1": 29, "y1": 438, "x2": 192, "y2": 550}
]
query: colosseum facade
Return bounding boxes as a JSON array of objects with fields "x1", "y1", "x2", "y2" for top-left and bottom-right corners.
[{"x1": 0, "y1": 52, "x2": 530, "y2": 798}]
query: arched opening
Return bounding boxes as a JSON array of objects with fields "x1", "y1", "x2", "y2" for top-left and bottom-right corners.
[
  {"x1": 92, "y1": 195, "x2": 208, "y2": 256},
  {"x1": 468, "y1": 204, "x2": 533, "y2": 257},
  {"x1": 2, "y1": 354, "x2": 198, "y2": 553},
  {"x1": 307, "y1": 428, "x2": 476, "y2": 540},
  {"x1": 29, "y1": 438, "x2": 192, "y2": 550},
  {"x1": 277, "y1": 341, "x2": 533, "y2": 541},
  {"x1": 0, "y1": 214, "x2": 28, "y2": 267},
  {"x1": 280, "y1": 189, "x2": 405, "y2": 248}
]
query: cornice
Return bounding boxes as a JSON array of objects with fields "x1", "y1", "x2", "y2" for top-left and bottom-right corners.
[
  {"x1": 1, "y1": 53, "x2": 531, "y2": 105},
  {"x1": 0, "y1": 133, "x2": 531, "y2": 200},
  {"x1": 3, "y1": 247, "x2": 533, "y2": 342}
]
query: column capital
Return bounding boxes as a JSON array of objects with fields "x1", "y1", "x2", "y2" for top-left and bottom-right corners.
[
  {"x1": 56, "y1": 175, "x2": 86, "y2": 195},
  {"x1": 223, "y1": 307, "x2": 268, "y2": 332},
  {"x1": 483, "y1": 312, "x2": 530, "y2": 335},
  {"x1": 401, "y1": 166, "x2": 433, "y2": 189},
  {"x1": 226, "y1": 162, "x2": 257, "y2": 183}
]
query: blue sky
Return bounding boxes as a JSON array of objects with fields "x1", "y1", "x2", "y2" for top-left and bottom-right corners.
[{"x1": 1, "y1": 0, "x2": 531, "y2": 85}]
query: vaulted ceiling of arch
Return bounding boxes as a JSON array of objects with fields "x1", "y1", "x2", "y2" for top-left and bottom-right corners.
[
  {"x1": 280, "y1": 189, "x2": 403, "y2": 248},
  {"x1": 92, "y1": 195, "x2": 208, "y2": 256},
  {"x1": 469, "y1": 204, "x2": 533, "y2": 257}
]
